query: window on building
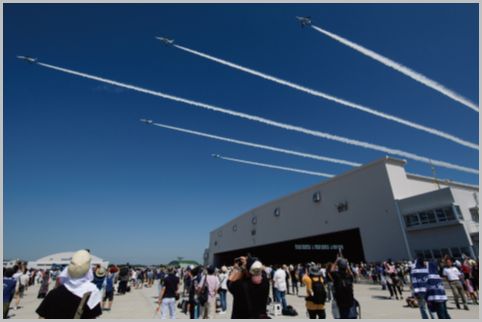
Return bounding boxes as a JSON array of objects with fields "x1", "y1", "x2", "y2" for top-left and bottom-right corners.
[
  {"x1": 460, "y1": 246, "x2": 471, "y2": 257},
  {"x1": 404, "y1": 214, "x2": 419, "y2": 227},
  {"x1": 450, "y1": 247, "x2": 461, "y2": 258},
  {"x1": 313, "y1": 191, "x2": 321, "y2": 203},
  {"x1": 427, "y1": 210, "x2": 436, "y2": 223},
  {"x1": 444, "y1": 207, "x2": 456, "y2": 221},
  {"x1": 470, "y1": 207, "x2": 479, "y2": 223},
  {"x1": 432, "y1": 249, "x2": 442, "y2": 258},
  {"x1": 454, "y1": 205, "x2": 463, "y2": 220},
  {"x1": 419, "y1": 211, "x2": 430, "y2": 224},
  {"x1": 423, "y1": 250, "x2": 433, "y2": 259},
  {"x1": 435, "y1": 208, "x2": 447, "y2": 222},
  {"x1": 440, "y1": 248, "x2": 450, "y2": 258}
]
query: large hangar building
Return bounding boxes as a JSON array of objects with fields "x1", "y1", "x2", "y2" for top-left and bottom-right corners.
[{"x1": 206, "y1": 157, "x2": 479, "y2": 266}]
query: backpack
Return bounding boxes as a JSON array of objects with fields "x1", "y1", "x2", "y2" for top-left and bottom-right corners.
[
  {"x1": 310, "y1": 276, "x2": 327, "y2": 305},
  {"x1": 282, "y1": 305, "x2": 298, "y2": 316}
]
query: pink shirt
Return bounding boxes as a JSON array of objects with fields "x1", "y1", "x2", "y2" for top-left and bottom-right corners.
[{"x1": 200, "y1": 275, "x2": 220, "y2": 298}]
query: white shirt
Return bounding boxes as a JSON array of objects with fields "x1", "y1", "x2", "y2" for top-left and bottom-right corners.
[
  {"x1": 320, "y1": 268, "x2": 327, "y2": 278},
  {"x1": 20, "y1": 274, "x2": 29, "y2": 286},
  {"x1": 12, "y1": 271, "x2": 22, "y2": 281},
  {"x1": 218, "y1": 272, "x2": 228, "y2": 290},
  {"x1": 443, "y1": 267, "x2": 462, "y2": 281},
  {"x1": 273, "y1": 268, "x2": 287, "y2": 292}
]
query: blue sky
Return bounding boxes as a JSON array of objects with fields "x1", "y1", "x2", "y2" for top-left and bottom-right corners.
[{"x1": 4, "y1": 3, "x2": 478, "y2": 264}]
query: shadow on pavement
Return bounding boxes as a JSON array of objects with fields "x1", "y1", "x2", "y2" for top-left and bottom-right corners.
[{"x1": 371, "y1": 295, "x2": 392, "y2": 300}]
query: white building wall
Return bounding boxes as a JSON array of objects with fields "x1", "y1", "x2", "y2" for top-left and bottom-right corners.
[
  {"x1": 451, "y1": 188, "x2": 479, "y2": 235},
  {"x1": 208, "y1": 157, "x2": 478, "y2": 265},
  {"x1": 395, "y1": 176, "x2": 478, "y2": 259},
  {"x1": 209, "y1": 158, "x2": 411, "y2": 263}
]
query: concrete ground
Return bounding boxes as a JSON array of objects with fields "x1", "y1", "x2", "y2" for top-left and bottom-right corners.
[{"x1": 8, "y1": 280, "x2": 479, "y2": 319}]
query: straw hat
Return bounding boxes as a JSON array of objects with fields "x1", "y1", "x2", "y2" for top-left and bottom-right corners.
[{"x1": 67, "y1": 250, "x2": 92, "y2": 279}]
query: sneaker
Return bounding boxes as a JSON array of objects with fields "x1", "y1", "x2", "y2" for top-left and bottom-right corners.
[
  {"x1": 464, "y1": 305, "x2": 469, "y2": 311},
  {"x1": 456, "y1": 303, "x2": 461, "y2": 309},
  {"x1": 219, "y1": 311, "x2": 226, "y2": 315}
]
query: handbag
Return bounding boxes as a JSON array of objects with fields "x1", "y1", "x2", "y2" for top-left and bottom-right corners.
[
  {"x1": 198, "y1": 276, "x2": 209, "y2": 306},
  {"x1": 74, "y1": 292, "x2": 92, "y2": 319}
]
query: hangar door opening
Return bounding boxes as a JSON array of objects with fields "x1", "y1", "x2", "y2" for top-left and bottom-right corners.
[{"x1": 213, "y1": 228, "x2": 365, "y2": 267}]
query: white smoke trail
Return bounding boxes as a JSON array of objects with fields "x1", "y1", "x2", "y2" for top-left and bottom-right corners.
[
  {"x1": 214, "y1": 154, "x2": 334, "y2": 178},
  {"x1": 310, "y1": 25, "x2": 479, "y2": 113},
  {"x1": 173, "y1": 44, "x2": 478, "y2": 150},
  {"x1": 150, "y1": 121, "x2": 361, "y2": 167},
  {"x1": 36, "y1": 62, "x2": 478, "y2": 175}
]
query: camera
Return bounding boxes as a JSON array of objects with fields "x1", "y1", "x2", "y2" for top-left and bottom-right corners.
[{"x1": 234, "y1": 257, "x2": 244, "y2": 267}]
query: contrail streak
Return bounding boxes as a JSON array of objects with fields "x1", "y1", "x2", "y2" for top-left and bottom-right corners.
[
  {"x1": 172, "y1": 44, "x2": 478, "y2": 150},
  {"x1": 149, "y1": 121, "x2": 362, "y2": 167},
  {"x1": 36, "y1": 61, "x2": 478, "y2": 175},
  {"x1": 213, "y1": 154, "x2": 334, "y2": 178},
  {"x1": 310, "y1": 25, "x2": 479, "y2": 113}
]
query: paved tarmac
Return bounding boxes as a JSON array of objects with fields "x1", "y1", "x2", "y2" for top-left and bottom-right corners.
[{"x1": 8, "y1": 280, "x2": 479, "y2": 319}]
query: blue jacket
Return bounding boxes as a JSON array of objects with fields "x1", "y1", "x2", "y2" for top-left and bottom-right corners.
[
  {"x1": 426, "y1": 261, "x2": 447, "y2": 302},
  {"x1": 3, "y1": 277, "x2": 17, "y2": 303}
]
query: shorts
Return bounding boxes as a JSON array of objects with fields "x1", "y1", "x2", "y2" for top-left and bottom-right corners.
[{"x1": 104, "y1": 291, "x2": 114, "y2": 301}]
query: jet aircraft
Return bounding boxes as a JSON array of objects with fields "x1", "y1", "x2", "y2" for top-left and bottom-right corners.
[
  {"x1": 155, "y1": 37, "x2": 175, "y2": 45},
  {"x1": 17, "y1": 55, "x2": 38, "y2": 63},
  {"x1": 296, "y1": 16, "x2": 312, "y2": 28},
  {"x1": 140, "y1": 118, "x2": 154, "y2": 124}
]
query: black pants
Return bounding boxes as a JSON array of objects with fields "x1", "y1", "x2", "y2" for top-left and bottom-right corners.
[
  {"x1": 118, "y1": 280, "x2": 128, "y2": 294},
  {"x1": 292, "y1": 281, "x2": 299, "y2": 295},
  {"x1": 339, "y1": 307, "x2": 356, "y2": 319},
  {"x1": 308, "y1": 309, "x2": 326, "y2": 319}
]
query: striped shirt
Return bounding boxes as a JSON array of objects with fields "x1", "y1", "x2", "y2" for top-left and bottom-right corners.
[
  {"x1": 426, "y1": 262, "x2": 447, "y2": 302},
  {"x1": 410, "y1": 262, "x2": 428, "y2": 296}
]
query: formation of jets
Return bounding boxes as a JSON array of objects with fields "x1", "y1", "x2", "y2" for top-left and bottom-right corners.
[
  {"x1": 16, "y1": 55, "x2": 38, "y2": 63},
  {"x1": 155, "y1": 37, "x2": 174, "y2": 45},
  {"x1": 18, "y1": 16, "x2": 312, "y2": 66},
  {"x1": 18, "y1": 16, "x2": 314, "y2": 166},
  {"x1": 296, "y1": 16, "x2": 312, "y2": 28}
]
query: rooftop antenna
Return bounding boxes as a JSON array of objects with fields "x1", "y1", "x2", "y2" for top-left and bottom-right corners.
[{"x1": 429, "y1": 159, "x2": 440, "y2": 189}]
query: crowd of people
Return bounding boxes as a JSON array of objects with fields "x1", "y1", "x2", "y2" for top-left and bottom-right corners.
[{"x1": 3, "y1": 249, "x2": 479, "y2": 319}]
